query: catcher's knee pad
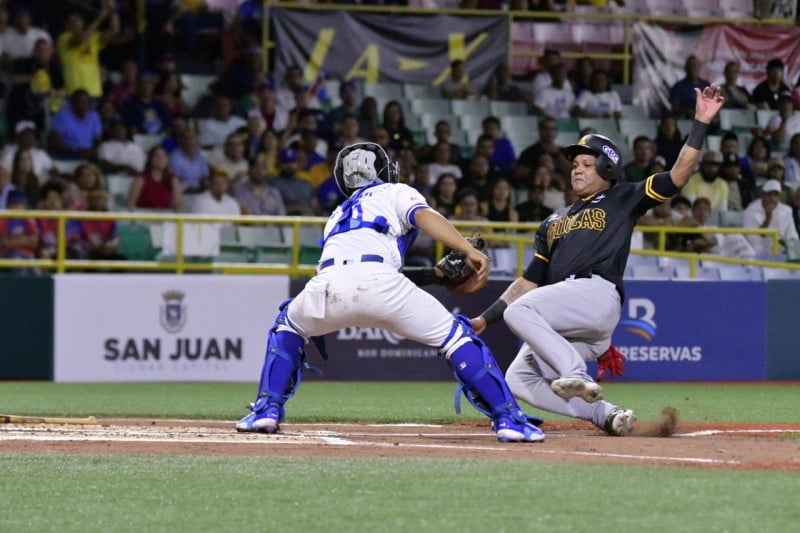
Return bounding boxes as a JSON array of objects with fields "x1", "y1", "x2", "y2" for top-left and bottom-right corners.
[
  {"x1": 252, "y1": 299, "x2": 308, "y2": 416},
  {"x1": 442, "y1": 315, "x2": 530, "y2": 424}
]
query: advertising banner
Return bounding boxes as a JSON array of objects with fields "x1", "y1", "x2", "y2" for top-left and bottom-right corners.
[
  {"x1": 608, "y1": 281, "x2": 767, "y2": 381},
  {"x1": 632, "y1": 22, "x2": 800, "y2": 116},
  {"x1": 272, "y1": 8, "x2": 508, "y2": 87},
  {"x1": 294, "y1": 280, "x2": 524, "y2": 382},
  {"x1": 53, "y1": 275, "x2": 289, "y2": 382}
]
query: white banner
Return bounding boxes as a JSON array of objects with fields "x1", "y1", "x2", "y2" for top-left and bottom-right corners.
[{"x1": 54, "y1": 275, "x2": 290, "y2": 382}]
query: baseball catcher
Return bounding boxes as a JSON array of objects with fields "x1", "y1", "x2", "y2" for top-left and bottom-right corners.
[{"x1": 236, "y1": 142, "x2": 544, "y2": 442}]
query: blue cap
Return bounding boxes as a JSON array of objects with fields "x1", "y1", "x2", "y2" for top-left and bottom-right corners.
[
  {"x1": 278, "y1": 148, "x2": 298, "y2": 163},
  {"x1": 6, "y1": 189, "x2": 28, "y2": 205},
  {"x1": 339, "y1": 81, "x2": 357, "y2": 95},
  {"x1": 259, "y1": 80, "x2": 276, "y2": 91}
]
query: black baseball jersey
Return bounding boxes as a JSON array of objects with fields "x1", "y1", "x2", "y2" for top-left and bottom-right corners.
[{"x1": 523, "y1": 172, "x2": 679, "y2": 300}]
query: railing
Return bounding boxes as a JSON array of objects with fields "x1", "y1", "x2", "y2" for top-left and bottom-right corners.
[
  {"x1": 264, "y1": 1, "x2": 795, "y2": 85},
  {"x1": 1, "y1": 211, "x2": 793, "y2": 278}
]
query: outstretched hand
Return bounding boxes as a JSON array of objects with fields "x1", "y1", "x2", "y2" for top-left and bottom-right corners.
[
  {"x1": 694, "y1": 84, "x2": 725, "y2": 124},
  {"x1": 466, "y1": 248, "x2": 489, "y2": 281}
]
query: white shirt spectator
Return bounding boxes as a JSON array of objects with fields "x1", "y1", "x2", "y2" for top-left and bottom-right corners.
[
  {"x1": 767, "y1": 113, "x2": 800, "y2": 151},
  {"x1": 204, "y1": 147, "x2": 249, "y2": 180},
  {"x1": 428, "y1": 162, "x2": 463, "y2": 187},
  {"x1": 532, "y1": 71, "x2": 552, "y2": 95},
  {"x1": 197, "y1": 115, "x2": 247, "y2": 148},
  {"x1": 192, "y1": 190, "x2": 241, "y2": 216},
  {"x1": 543, "y1": 188, "x2": 566, "y2": 212},
  {"x1": 1, "y1": 145, "x2": 54, "y2": 179},
  {"x1": 98, "y1": 140, "x2": 146, "y2": 173},
  {"x1": 743, "y1": 200, "x2": 799, "y2": 255},
  {"x1": 1, "y1": 25, "x2": 52, "y2": 60},
  {"x1": 575, "y1": 90, "x2": 623, "y2": 118},
  {"x1": 534, "y1": 86, "x2": 575, "y2": 119}
]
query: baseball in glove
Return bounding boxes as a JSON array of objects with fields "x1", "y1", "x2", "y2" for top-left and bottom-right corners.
[{"x1": 435, "y1": 235, "x2": 489, "y2": 295}]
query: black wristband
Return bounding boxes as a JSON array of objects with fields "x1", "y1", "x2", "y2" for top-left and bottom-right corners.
[
  {"x1": 481, "y1": 299, "x2": 508, "y2": 326},
  {"x1": 686, "y1": 120, "x2": 709, "y2": 150}
]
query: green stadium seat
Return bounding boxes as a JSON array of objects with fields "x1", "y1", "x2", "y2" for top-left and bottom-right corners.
[
  {"x1": 489, "y1": 101, "x2": 528, "y2": 117},
  {"x1": 117, "y1": 222, "x2": 158, "y2": 261},
  {"x1": 719, "y1": 109, "x2": 756, "y2": 131},
  {"x1": 554, "y1": 117, "x2": 579, "y2": 132}
]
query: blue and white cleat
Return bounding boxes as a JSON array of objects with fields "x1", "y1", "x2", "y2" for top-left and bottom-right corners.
[
  {"x1": 494, "y1": 416, "x2": 546, "y2": 443},
  {"x1": 235, "y1": 404, "x2": 281, "y2": 433}
]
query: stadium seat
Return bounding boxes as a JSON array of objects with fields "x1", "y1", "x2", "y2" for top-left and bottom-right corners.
[
  {"x1": 502, "y1": 115, "x2": 538, "y2": 136},
  {"x1": 619, "y1": 119, "x2": 657, "y2": 142},
  {"x1": 411, "y1": 98, "x2": 451, "y2": 116},
  {"x1": 181, "y1": 74, "x2": 214, "y2": 109},
  {"x1": 626, "y1": 254, "x2": 658, "y2": 267},
  {"x1": 631, "y1": 265, "x2": 673, "y2": 280},
  {"x1": 578, "y1": 118, "x2": 620, "y2": 137},
  {"x1": 719, "y1": 0, "x2": 753, "y2": 17},
  {"x1": 756, "y1": 110, "x2": 778, "y2": 129},
  {"x1": 419, "y1": 113, "x2": 458, "y2": 132},
  {"x1": 673, "y1": 265, "x2": 721, "y2": 280},
  {"x1": 656, "y1": 256, "x2": 690, "y2": 270},
  {"x1": 403, "y1": 83, "x2": 440, "y2": 99},
  {"x1": 715, "y1": 264, "x2": 763, "y2": 281},
  {"x1": 612, "y1": 84, "x2": 633, "y2": 105},
  {"x1": 620, "y1": 104, "x2": 649, "y2": 120},
  {"x1": 459, "y1": 114, "x2": 485, "y2": 133},
  {"x1": 571, "y1": 24, "x2": 611, "y2": 46},
  {"x1": 719, "y1": 210, "x2": 745, "y2": 227},
  {"x1": 132, "y1": 134, "x2": 163, "y2": 152},
  {"x1": 490, "y1": 101, "x2": 529, "y2": 117},
  {"x1": 719, "y1": 109, "x2": 756, "y2": 131},
  {"x1": 762, "y1": 267, "x2": 800, "y2": 280},
  {"x1": 450, "y1": 100, "x2": 491, "y2": 117},
  {"x1": 555, "y1": 117, "x2": 580, "y2": 132},
  {"x1": 681, "y1": 0, "x2": 722, "y2": 17},
  {"x1": 52, "y1": 159, "x2": 83, "y2": 177},
  {"x1": 239, "y1": 225, "x2": 291, "y2": 263},
  {"x1": 705, "y1": 135, "x2": 722, "y2": 152},
  {"x1": 363, "y1": 82, "x2": 404, "y2": 100},
  {"x1": 555, "y1": 131, "x2": 580, "y2": 146},
  {"x1": 106, "y1": 174, "x2": 133, "y2": 210},
  {"x1": 117, "y1": 222, "x2": 158, "y2": 261}
]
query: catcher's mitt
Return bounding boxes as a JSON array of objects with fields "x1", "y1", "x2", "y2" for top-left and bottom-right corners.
[{"x1": 435, "y1": 235, "x2": 489, "y2": 295}]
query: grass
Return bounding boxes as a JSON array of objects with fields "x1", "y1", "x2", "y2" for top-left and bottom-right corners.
[
  {"x1": 1, "y1": 381, "x2": 799, "y2": 423},
  {"x1": 1, "y1": 454, "x2": 799, "y2": 533}
]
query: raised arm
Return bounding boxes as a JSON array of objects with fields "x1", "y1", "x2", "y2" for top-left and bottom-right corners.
[{"x1": 669, "y1": 85, "x2": 725, "y2": 189}]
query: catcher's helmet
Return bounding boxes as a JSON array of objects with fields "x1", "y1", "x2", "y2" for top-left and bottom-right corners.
[
  {"x1": 563, "y1": 133, "x2": 622, "y2": 181},
  {"x1": 334, "y1": 142, "x2": 398, "y2": 196}
]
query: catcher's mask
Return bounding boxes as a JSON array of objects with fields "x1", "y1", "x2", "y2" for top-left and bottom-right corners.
[
  {"x1": 334, "y1": 142, "x2": 398, "y2": 196},
  {"x1": 562, "y1": 133, "x2": 622, "y2": 181}
]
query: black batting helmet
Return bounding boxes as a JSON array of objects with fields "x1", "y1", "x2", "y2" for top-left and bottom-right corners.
[
  {"x1": 333, "y1": 142, "x2": 398, "y2": 196},
  {"x1": 563, "y1": 133, "x2": 622, "y2": 181}
]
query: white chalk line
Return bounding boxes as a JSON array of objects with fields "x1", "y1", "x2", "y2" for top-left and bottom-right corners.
[{"x1": 677, "y1": 429, "x2": 800, "y2": 437}]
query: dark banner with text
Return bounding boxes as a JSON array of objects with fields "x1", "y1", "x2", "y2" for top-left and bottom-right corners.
[{"x1": 272, "y1": 8, "x2": 508, "y2": 88}]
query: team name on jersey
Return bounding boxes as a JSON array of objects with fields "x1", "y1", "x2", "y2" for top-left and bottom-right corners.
[{"x1": 546, "y1": 208, "x2": 607, "y2": 248}]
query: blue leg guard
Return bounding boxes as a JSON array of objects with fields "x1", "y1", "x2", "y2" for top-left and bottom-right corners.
[
  {"x1": 442, "y1": 316, "x2": 545, "y2": 438},
  {"x1": 236, "y1": 298, "x2": 315, "y2": 433}
]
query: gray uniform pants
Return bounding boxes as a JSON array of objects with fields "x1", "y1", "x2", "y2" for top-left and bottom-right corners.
[{"x1": 503, "y1": 276, "x2": 622, "y2": 428}]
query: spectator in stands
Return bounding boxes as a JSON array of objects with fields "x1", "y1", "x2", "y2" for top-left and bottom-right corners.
[
  {"x1": 67, "y1": 163, "x2": 104, "y2": 211},
  {"x1": 1, "y1": 121, "x2": 55, "y2": 179},
  {"x1": 220, "y1": 46, "x2": 266, "y2": 101},
  {"x1": 459, "y1": 155, "x2": 493, "y2": 201},
  {"x1": 49, "y1": 89, "x2": 103, "y2": 160},
  {"x1": 431, "y1": 172, "x2": 459, "y2": 218},
  {"x1": 358, "y1": 96, "x2": 380, "y2": 141},
  {"x1": 484, "y1": 177, "x2": 518, "y2": 223},
  {"x1": 0, "y1": 189, "x2": 38, "y2": 271},
  {"x1": 671, "y1": 195, "x2": 692, "y2": 219},
  {"x1": 382, "y1": 100, "x2": 415, "y2": 152},
  {"x1": 762, "y1": 158, "x2": 793, "y2": 204},
  {"x1": 98, "y1": 118, "x2": 146, "y2": 176},
  {"x1": 77, "y1": 189, "x2": 125, "y2": 260},
  {"x1": 257, "y1": 129, "x2": 280, "y2": 177},
  {"x1": 572, "y1": 56, "x2": 594, "y2": 98},
  {"x1": 532, "y1": 163, "x2": 566, "y2": 211},
  {"x1": 783, "y1": 133, "x2": 800, "y2": 191},
  {"x1": 127, "y1": 146, "x2": 182, "y2": 211},
  {"x1": 193, "y1": 170, "x2": 241, "y2": 216},
  {"x1": 234, "y1": 153, "x2": 285, "y2": 216},
  {"x1": 332, "y1": 114, "x2": 366, "y2": 152},
  {"x1": 297, "y1": 125, "x2": 329, "y2": 162},
  {"x1": 514, "y1": 117, "x2": 570, "y2": 186},
  {"x1": 244, "y1": 109, "x2": 266, "y2": 159},
  {"x1": 6, "y1": 37, "x2": 63, "y2": 133},
  {"x1": 623, "y1": 136, "x2": 654, "y2": 183},
  {"x1": 682, "y1": 150, "x2": 728, "y2": 212},
  {"x1": 295, "y1": 140, "x2": 329, "y2": 190},
  {"x1": 745, "y1": 136, "x2": 772, "y2": 186},
  {"x1": 515, "y1": 184, "x2": 553, "y2": 223},
  {"x1": 744, "y1": 179, "x2": 799, "y2": 255},
  {"x1": 58, "y1": 4, "x2": 121, "y2": 99},
  {"x1": 327, "y1": 81, "x2": 360, "y2": 134},
  {"x1": 767, "y1": 91, "x2": 799, "y2": 151},
  {"x1": 472, "y1": 133, "x2": 510, "y2": 181},
  {"x1": 719, "y1": 61, "x2": 754, "y2": 111},
  {"x1": 276, "y1": 64, "x2": 321, "y2": 112},
  {"x1": 417, "y1": 120, "x2": 463, "y2": 165},
  {"x1": 752, "y1": 58, "x2": 791, "y2": 110},
  {"x1": 35, "y1": 181, "x2": 82, "y2": 261},
  {"x1": 676, "y1": 197, "x2": 716, "y2": 253},
  {"x1": 270, "y1": 148, "x2": 317, "y2": 216},
  {"x1": 654, "y1": 116, "x2": 683, "y2": 167},
  {"x1": 531, "y1": 49, "x2": 564, "y2": 95},
  {"x1": 441, "y1": 59, "x2": 477, "y2": 100},
  {"x1": 573, "y1": 69, "x2": 622, "y2": 119},
  {"x1": 637, "y1": 199, "x2": 685, "y2": 251},
  {"x1": 532, "y1": 64, "x2": 575, "y2": 119},
  {"x1": 483, "y1": 62, "x2": 530, "y2": 108},
  {"x1": 450, "y1": 188, "x2": 489, "y2": 235},
  {"x1": 481, "y1": 117, "x2": 515, "y2": 171},
  {"x1": 169, "y1": 129, "x2": 210, "y2": 193},
  {"x1": 647, "y1": 154, "x2": 667, "y2": 176},
  {"x1": 198, "y1": 94, "x2": 247, "y2": 149},
  {"x1": 0, "y1": 166, "x2": 13, "y2": 210},
  {"x1": 206, "y1": 132, "x2": 249, "y2": 184},
  {"x1": 791, "y1": 187, "x2": 800, "y2": 236},
  {"x1": 1, "y1": 7, "x2": 51, "y2": 64},
  {"x1": 719, "y1": 152, "x2": 753, "y2": 211},
  {"x1": 250, "y1": 81, "x2": 290, "y2": 135},
  {"x1": 10, "y1": 148, "x2": 40, "y2": 208},
  {"x1": 111, "y1": 59, "x2": 138, "y2": 110},
  {"x1": 283, "y1": 110, "x2": 327, "y2": 157},
  {"x1": 669, "y1": 55, "x2": 710, "y2": 119},
  {"x1": 372, "y1": 126, "x2": 392, "y2": 154},
  {"x1": 427, "y1": 142, "x2": 463, "y2": 186},
  {"x1": 155, "y1": 71, "x2": 189, "y2": 119}
]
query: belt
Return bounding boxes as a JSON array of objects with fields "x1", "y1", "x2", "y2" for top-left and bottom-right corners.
[{"x1": 319, "y1": 254, "x2": 384, "y2": 270}]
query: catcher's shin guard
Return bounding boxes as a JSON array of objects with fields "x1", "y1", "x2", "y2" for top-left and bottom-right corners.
[
  {"x1": 442, "y1": 316, "x2": 543, "y2": 427},
  {"x1": 249, "y1": 299, "x2": 307, "y2": 422}
]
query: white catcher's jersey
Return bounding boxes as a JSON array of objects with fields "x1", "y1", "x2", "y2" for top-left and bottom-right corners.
[{"x1": 320, "y1": 182, "x2": 428, "y2": 271}]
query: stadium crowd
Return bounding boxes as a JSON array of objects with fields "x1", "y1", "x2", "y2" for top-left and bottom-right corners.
[{"x1": 1, "y1": 0, "x2": 800, "y2": 269}]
